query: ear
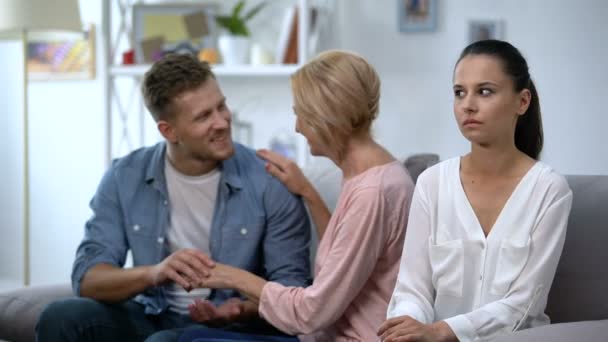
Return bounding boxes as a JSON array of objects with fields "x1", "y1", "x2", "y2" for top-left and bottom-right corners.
[
  {"x1": 517, "y1": 88, "x2": 532, "y2": 116},
  {"x1": 158, "y1": 120, "x2": 178, "y2": 143}
]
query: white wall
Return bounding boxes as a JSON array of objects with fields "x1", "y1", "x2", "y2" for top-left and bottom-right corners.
[
  {"x1": 339, "y1": 0, "x2": 608, "y2": 175},
  {"x1": 27, "y1": 0, "x2": 105, "y2": 285},
  {"x1": 192, "y1": 0, "x2": 608, "y2": 174},
  {"x1": 0, "y1": 40, "x2": 26, "y2": 289},
  {"x1": 0, "y1": 0, "x2": 105, "y2": 288}
]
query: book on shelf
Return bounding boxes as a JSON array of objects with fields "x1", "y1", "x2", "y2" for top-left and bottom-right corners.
[
  {"x1": 275, "y1": 6, "x2": 296, "y2": 65},
  {"x1": 307, "y1": 6, "x2": 320, "y2": 58},
  {"x1": 275, "y1": 5, "x2": 320, "y2": 65},
  {"x1": 283, "y1": 6, "x2": 299, "y2": 64}
]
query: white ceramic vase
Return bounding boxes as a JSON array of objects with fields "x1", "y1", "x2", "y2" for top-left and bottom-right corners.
[
  {"x1": 250, "y1": 43, "x2": 274, "y2": 65},
  {"x1": 218, "y1": 35, "x2": 251, "y2": 65}
]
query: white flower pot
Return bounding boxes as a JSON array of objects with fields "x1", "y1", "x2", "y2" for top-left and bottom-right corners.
[{"x1": 218, "y1": 35, "x2": 251, "y2": 65}]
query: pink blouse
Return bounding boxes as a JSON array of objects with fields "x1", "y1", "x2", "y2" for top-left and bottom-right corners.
[{"x1": 259, "y1": 161, "x2": 414, "y2": 341}]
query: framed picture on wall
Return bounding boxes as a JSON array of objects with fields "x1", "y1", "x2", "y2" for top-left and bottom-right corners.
[
  {"x1": 468, "y1": 20, "x2": 505, "y2": 44},
  {"x1": 26, "y1": 24, "x2": 96, "y2": 81},
  {"x1": 132, "y1": 3, "x2": 218, "y2": 64},
  {"x1": 398, "y1": 0, "x2": 438, "y2": 32}
]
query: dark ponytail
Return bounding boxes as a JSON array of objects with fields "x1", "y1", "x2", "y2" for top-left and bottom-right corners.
[
  {"x1": 457, "y1": 40, "x2": 543, "y2": 159},
  {"x1": 514, "y1": 80, "x2": 543, "y2": 160}
]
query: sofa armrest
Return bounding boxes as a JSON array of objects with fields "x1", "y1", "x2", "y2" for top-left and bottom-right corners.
[
  {"x1": 491, "y1": 320, "x2": 608, "y2": 342},
  {"x1": 0, "y1": 284, "x2": 73, "y2": 342}
]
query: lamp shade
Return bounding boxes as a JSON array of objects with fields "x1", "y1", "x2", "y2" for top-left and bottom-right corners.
[{"x1": 0, "y1": 0, "x2": 82, "y2": 32}]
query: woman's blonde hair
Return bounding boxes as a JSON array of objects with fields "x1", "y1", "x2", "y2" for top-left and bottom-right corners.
[{"x1": 290, "y1": 50, "x2": 380, "y2": 160}]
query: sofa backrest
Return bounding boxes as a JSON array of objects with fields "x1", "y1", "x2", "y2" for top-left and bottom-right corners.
[
  {"x1": 404, "y1": 153, "x2": 440, "y2": 183},
  {"x1": 545, "y1": 175, "x2": 608, "y2": 323}
]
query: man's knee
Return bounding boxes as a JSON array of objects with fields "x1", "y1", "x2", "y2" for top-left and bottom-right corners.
[
  {"x1": 36, "y1": 297, "x2": 117, "y2": 340},
  {"x1": 145, "y1": 328, "x2": 183, "y2": 342}
]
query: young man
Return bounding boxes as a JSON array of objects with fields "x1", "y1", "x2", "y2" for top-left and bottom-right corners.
[{"x1": 36, "y1": 54, "x2": 311, "y2": 341}]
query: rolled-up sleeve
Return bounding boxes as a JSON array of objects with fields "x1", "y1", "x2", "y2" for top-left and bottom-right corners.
[
  {"x1": 71, "y1": 167, "x2": 128, "y2": 296},
  {"x1": 262, "y1": 177, "x2": 312, "y2": 287}
]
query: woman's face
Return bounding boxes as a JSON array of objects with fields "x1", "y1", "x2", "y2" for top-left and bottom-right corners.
[
  {"x1": 294, "y1": 111, "x2": 325, "y2": 156},
  {"x1": 453, "y1": 54, "x2": 530, "y2": 148}
]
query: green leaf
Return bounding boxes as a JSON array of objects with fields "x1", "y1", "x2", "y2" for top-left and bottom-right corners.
[
  {"x1": 216, "y1": 15, "x2": 232, "y2": 24},
  {"x1": 233, "y1": 21, "x2": 249, "y2": 36},
  {"x1": 216, "y1": 0, "x2": 263, "y2": 36},
  {"x1": 233, "y1": 0, "x2": 246, "y2": 18},
  {"x1": 216, "y1": 16, "x2": 234, "y2": 31},
  {"x1": 244, "y1": 2, "x2": 266, "y2": 21}
]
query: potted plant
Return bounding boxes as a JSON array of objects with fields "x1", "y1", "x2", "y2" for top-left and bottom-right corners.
[{"x1": 216, "y1": 0, "x2": 266, "y2": 65}]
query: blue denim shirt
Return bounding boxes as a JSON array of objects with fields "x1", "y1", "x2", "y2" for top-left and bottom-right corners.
[{"x1": 72, "y1": 142, "x2": 311, "y2": 314}]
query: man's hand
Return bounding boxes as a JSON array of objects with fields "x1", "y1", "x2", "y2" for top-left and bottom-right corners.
[
  {"x1": 148, "y1": 249, "x2": 215, "y2": 291},
  {"x1": 188, "y1": 298, "x2": 244, "y2": 326},
  {"x1": 378, "y1": 316, "x2": 457, "y2": 342}
]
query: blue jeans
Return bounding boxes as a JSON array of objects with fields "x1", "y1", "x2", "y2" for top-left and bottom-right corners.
[
  {"x1": 35, "y1": 297, "x2": 198, "y2": 342},
  {"x1": 36, "y1": 297, "x2": 296, "y2": 342},
  {"x1": 178, "y1": 327, "x2": 299, "y2": 342}
]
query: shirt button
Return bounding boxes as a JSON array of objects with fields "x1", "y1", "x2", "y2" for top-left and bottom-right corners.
[
  {"x1": 240, "y1": 228, "x2": 247, "y2": 235},
  {"x1": 133, "y1": 224, "x2": 140, "y2": 232},
  {"x1": 157, "y1": 237, "x2": 164, "y2": 244},
  {"x1": 163, "y1": 200, "x2": 168, "y2": 206}
]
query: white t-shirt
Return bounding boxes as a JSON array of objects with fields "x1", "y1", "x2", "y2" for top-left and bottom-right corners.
[
  {"x1": 387, "y1": 157, "x2": 572, "y2": 342},
  {"x1": 163, "y1": 157, "x2": 221, "y2": 314}
]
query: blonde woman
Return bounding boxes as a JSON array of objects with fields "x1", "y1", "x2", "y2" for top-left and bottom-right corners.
[{"x1": 180, "y1": 50, "x2": 415, "y2": 341}]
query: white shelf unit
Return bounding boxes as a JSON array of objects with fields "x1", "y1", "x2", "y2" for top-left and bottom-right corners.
[
  {"x1": 110, "y1": 64, "x2": 301, "y2": 77},
  {"x1": 102, "y1": 0, "x2": 313, "y2": 163}
]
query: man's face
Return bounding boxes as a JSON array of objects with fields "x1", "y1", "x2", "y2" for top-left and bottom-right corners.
[{"x1": 165, "y1": 79, "x2": 234, "y2": 164}]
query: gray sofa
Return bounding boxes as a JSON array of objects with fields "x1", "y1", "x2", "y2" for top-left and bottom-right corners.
[
  {"x1": 1, "y1": 172, "x2": 607, "y2": 342},
  {"x1": 493, "y1": 175, "x2": 608, "y2": 341}
]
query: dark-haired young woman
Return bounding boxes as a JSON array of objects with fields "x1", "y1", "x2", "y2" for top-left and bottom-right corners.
[{"x1": 379, "y1": 40, "x2": 573, "y2": 342}]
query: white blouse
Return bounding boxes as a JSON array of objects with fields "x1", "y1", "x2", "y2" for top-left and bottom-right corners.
[{"x1": 387, "y1": 157, "x2": 572, "y2": 342}]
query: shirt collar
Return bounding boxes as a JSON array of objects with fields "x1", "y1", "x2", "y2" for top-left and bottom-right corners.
[
  {"x1": 145, "y1": 143, "x2": 168, "y2": 194},
  {"x1": 145, "y1": 142, "x2": 243, "y2": 191},
  {"x1": 218, "y1": 151, "x2": 243, "y2": 191}
]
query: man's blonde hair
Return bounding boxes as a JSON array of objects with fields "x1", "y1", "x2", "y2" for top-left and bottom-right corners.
[{"x1": 290, "y1": 50, "x2": 380, "y2": 160}]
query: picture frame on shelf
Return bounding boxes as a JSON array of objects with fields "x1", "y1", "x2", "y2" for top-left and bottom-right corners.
[
  {"x1": 132, "y1": 3, "x2": 218, "y2": 64},
  {"x1": 467, "y1": 20, "x2": 505, "y2": 44},
  {"x1": 398, "y1": 0, "x2": 438, "y2": 33},
  {"x1": 26, "y1": 24, "x2": 95, "y2": 81}
]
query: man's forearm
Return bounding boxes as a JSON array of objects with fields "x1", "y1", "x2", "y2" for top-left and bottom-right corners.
[{"x1": 80, "y1": 263, "x2": 154, "y2": 302}]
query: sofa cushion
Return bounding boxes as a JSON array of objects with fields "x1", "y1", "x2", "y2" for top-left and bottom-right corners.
[
  {"x1": 403, "y1": 153, "x2": 439, "y2": 183},
  {"x1": 545, "y1": 175, "x2": 608, "y2": 323},
  {"x1": 491, "y1": 319, "x2": 608, "y2": 342},
  {"x1": 0, "y1": 284, "x2": 73, "y2": 342}
]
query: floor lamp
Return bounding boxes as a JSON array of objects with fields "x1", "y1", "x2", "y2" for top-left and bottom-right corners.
[{"x1": 0, "y1": 0, "x2": 81, "y2": 286}]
